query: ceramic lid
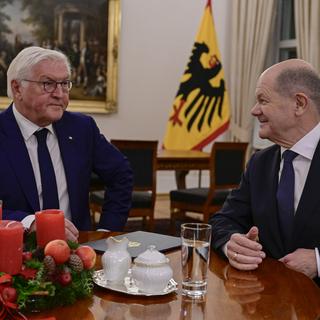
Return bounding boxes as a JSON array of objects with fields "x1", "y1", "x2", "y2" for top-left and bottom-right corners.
[{"x1": 134, "y1": 245, "x2": 169, "y2": 266}]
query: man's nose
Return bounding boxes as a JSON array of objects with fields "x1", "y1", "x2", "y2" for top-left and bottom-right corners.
[
  {"x1": 51, "y1": 84, "x2": 65, "y2": 97},
  {"x1": 251, "y1": 103, "x2": 261, "y2": 116}
]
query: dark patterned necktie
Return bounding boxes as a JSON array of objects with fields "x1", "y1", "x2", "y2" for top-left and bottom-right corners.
[
  {"x1": 276, "y1": 150, "x2": 298, "y2": 252},
  {"x1": 34, "y1": 129, "x2": 60, "y2": 209}
]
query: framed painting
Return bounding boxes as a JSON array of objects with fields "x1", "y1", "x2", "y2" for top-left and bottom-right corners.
[{"x1": 0, "y1": 0, "x2": 120, "y2": 114}]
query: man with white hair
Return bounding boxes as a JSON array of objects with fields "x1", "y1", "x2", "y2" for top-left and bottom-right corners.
[{"x1": 0, "y1": 46, "x2": 133, "y2": 240}]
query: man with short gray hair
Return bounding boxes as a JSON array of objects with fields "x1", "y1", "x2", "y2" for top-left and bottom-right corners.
[{"x1": 0, "y1": 46, "x2": 133, "y2": 239}]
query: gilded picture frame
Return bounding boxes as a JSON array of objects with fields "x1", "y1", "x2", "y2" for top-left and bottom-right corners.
[{"x1": 0, "y1": 0, "x2": 120, "y2": 114}]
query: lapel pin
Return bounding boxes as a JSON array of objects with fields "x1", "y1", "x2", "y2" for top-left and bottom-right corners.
[{"x1": 68, "y1": 136, "x2": 73, "y2": 140}]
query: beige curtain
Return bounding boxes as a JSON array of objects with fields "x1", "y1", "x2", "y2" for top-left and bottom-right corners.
[
  {"x1": 227, "y1": 0, "x2": 276, "y2": 143},
  {"x1": 294, "y1": 0, "x2": 320, "y2": 72}
]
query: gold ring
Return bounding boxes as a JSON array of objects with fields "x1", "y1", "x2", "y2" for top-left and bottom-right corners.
[{"x1": 233, "y1": 252, "x2": 238, "y2": 260}]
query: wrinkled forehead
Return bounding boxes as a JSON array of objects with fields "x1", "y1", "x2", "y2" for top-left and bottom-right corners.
[{"x1": 30, "y1": 59, "x2": 70, "y2": 79}]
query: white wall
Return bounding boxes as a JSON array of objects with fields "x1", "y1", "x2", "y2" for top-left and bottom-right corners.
[{"x1": 93, "y1": 0, "x2": 230, "y2": 192}]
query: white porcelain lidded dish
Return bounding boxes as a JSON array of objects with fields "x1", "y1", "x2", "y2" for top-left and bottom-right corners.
[{"x1": 131, "y1": 245, "x2": 173, "y2": 293}]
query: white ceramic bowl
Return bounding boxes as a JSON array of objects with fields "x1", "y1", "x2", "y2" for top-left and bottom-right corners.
[{"x1": 131, "y1": 245, "x2": 173, "y2": 293}]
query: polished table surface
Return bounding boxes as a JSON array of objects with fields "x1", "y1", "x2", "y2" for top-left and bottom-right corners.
[{"x1": 29, "y1": 231, "x2": 320, "y2": 320}]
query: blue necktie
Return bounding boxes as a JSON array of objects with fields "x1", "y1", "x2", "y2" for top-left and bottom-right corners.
[
  {"x1": 276, "y1": 150, "x2": 298, "y2": 252},
  {"x1": 34, "y1": 129, "x2": 60, "y2": 210}
]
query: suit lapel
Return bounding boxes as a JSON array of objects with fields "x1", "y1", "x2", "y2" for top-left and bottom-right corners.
[
  {"x1": 293, "y1": 139, "x2": 320, "y2": 242},
  {"x1": 0, "y1": 106, "x2": 40, "y2": 211}
]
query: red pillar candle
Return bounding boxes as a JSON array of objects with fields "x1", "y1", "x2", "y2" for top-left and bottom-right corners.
[
  {"x1": 35, "y1": 209, "x2": 66, "y2": 248},
  {"x1": 0, "y1": 221, "x2": 23, "y2": 274}
]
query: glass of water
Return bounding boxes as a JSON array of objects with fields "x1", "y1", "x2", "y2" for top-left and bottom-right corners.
[{"x1": 181, "y1": 223, "x2": 212, "y2": 297}]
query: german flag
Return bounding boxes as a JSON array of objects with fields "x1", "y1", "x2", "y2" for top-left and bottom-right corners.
[{"x1": 163, "y1": 0, "x2": 230, "y2": 150}]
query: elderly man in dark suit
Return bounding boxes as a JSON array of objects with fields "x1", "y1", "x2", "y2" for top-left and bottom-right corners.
[
  {"x1": 0, "y1": 46, "x2": 133, "y2": 240},
  {"x1": 210, "y1": 59, "x2": 320, "y2": 281}
]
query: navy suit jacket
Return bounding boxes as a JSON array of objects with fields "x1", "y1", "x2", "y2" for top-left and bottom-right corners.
[
  {"x1": 210, "y1": 141, "x2": 320, "y2": 259},
  {"x1": 0, "y1": 105, "x2": 133, "y2": 231}
]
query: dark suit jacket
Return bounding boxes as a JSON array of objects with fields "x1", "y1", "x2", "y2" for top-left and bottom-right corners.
[
  {"x1": 210, "y1": 142, "x2": 320, "y2": 259},
  {"x1": 0, "y1": 105, "x2": 133, "y2": 231}
]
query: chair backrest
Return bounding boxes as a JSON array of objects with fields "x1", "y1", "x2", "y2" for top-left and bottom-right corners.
[
  {"x1": 110, "y1": 140, "x2": 158, "y2": 193},
  {"x1": 210, "y1": 142, "x2": 248, "y2": 190},
  {"x1": 90, "y1": 172, "x2": 105, "y2": 191}
]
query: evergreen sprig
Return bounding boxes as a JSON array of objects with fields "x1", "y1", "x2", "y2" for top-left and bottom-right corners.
[
  {"x1": 10, "y1": 232, "x2": 94, "y2": 312},
  {"x1": 13, "y1": 264, "x2": 94, "y2": 311}
]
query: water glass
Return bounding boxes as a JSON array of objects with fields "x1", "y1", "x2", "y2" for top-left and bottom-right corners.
[
  {"x1": 180, "y1": 294, "x2": 207, "y2": 319},
  {"x1": 181, "y1": 223, "x2": 212, "y2": 297}
]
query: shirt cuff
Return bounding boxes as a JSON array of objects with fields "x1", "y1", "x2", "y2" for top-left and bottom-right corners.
[
  {"x1": 222, "y1": 242, "x2": 228, "y2": 258},
  {"x1": 315, "y1": 248, "x2": 320, "y2": 278},
  {"x1": 21, "y1": 215, "x2": 35, "y2": 229}
]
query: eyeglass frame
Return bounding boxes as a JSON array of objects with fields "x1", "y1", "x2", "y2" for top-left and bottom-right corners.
[{"x1": 20, "y1": 79, "x2": 73, "y2": 93}]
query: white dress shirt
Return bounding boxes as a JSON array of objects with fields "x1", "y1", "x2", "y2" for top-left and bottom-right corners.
[{"x1": 12, "y1": 104, "x2": 71, "y2": 224}]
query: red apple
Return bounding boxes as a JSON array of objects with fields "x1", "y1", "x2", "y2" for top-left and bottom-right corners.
[
  {"x1": 2, "y1": 287, "x2": 17, "y2": 303},
  {"x1": 75, "y1": 246, "x2": 96, "y2": 269},
  {"x1": 44, "y1": 240, "x2": 70, "y2": 264},
  {"x1": 22, "y1": 251, "x2": 33, "y2": 261},
  {"x1": 59, "y1": 272, "x2": 72, "y2": 286}
]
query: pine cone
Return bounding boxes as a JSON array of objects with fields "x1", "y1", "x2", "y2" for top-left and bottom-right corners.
[
  {"x1": 32, "y1": 247, "x2": 45, "y2": 261},
  {"x1": 43, "y1": 255, "x2": 56, "y2": 275},
  {"x1": 68, "y1": 254, "x2": 84, "y2": 272}
]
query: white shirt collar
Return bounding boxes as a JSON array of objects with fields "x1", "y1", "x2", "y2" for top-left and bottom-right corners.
[
  {"x1": 280, "y1": 122, "x2": 320, "y2": 160},
  {"x1": 12, "y1": 104, "x2": 55, "y2": 141}
]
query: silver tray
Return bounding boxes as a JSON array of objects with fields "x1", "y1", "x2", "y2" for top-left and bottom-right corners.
[{"x1": 93, "y1": 269, "x2": 178, "y2": 296}]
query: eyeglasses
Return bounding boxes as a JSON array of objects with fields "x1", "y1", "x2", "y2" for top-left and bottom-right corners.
[{"x1": 21, "y1": 79, "x2": 73, "y2": 93}]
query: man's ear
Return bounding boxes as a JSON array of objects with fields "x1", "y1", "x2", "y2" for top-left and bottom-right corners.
[
  {"x1": 295, "y1": 93, "x2": 308, "y2": 115},
  {"x1": 11, "y1": 80, "x2": 23, "y2": 100}
]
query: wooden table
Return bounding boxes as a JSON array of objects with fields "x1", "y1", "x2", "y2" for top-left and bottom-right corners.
[
  {"x1": 157, "y1": 150, "x2": 210, "y2": 189},
  {"x1": 28, "y1": 231, "x2": 320, "y2": 320}
]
